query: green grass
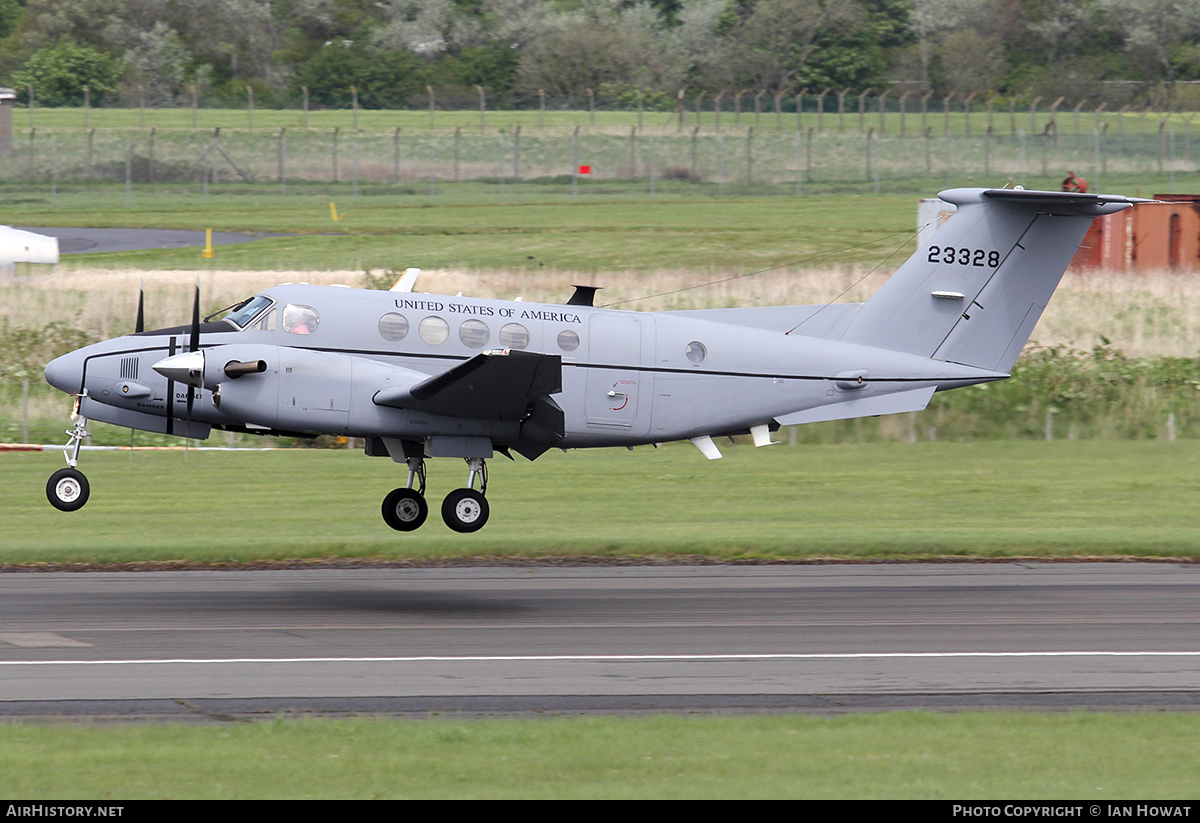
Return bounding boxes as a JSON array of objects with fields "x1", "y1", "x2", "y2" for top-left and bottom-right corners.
[
  {"x1": 6, "y1": 440, "x2": 1200, "y2": 564},
  {"x1": 3, "y1": 190, "x2": 922, "y2": 273},
  {"x1": 1, "y1": 712, "x2": 1197, "y2": 798}
]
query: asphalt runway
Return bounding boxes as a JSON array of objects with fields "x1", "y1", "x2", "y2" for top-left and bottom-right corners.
[
  {"x1": 1, "y1": 563, "x2": 1198, "y2": 722},
  {"x1": 16, "y1": 227, "x2": 275, "y2": 254}
]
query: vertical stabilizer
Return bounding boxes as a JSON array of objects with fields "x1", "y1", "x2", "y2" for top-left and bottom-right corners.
[{"x1": 840, "y1": 189, "x2": 1147, "y2": 373}]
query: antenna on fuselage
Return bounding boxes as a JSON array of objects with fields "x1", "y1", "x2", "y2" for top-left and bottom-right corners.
[{"x1": 567, "y1": 285, "x2": 600, "y2": 307}]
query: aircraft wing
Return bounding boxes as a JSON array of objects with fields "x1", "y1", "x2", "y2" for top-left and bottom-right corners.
[{"x1": 373, "y1": 349, "x2": 561, "y2": 421}]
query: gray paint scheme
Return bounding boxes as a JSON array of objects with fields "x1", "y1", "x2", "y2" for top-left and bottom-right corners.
[{"x1": 43, "y1": 188, "x2": 1149, "y2": 528}]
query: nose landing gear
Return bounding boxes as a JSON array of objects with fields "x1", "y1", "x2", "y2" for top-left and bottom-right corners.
[
  {"x1": 379, "y1": 456, "x2": 490, "y2": 533},
  {"x1": 47, "y1": 398, "x2": 91, "y2": 512}
]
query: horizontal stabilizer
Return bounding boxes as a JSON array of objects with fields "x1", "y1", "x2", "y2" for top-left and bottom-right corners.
[{"x1": 374, "y1": 349, "x2": 561, "y2": 421}]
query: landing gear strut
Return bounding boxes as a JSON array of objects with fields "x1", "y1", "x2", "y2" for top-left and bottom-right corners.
[
  {"x1": 47, "y1": 397, "x2": 91, "y2": 512},
  {"x1": 379, "y1": 456, "x2": 490, "y2": 533}
]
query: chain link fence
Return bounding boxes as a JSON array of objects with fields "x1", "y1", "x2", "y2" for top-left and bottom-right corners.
[{"x1": 3, "y1": 108, "x2": 1197, "y2": 203}]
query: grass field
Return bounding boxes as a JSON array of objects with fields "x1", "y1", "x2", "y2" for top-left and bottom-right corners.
[
  {"x1": 3, "y1": 711, "x2": 1198, "y2": 799},
  {"x1": 6, "y1": 440, "x2": 1200, "y2": 564}
]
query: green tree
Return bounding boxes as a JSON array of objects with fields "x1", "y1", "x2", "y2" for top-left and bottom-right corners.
[
  {"x1": 12, "y1": 39, "x2": 123, "y2": 105},
  {"x1": 292, "y1": 42, "x2": 425, "y2": 107}
]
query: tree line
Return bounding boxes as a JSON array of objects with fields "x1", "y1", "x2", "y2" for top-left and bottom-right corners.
[{"x1": 0, "y1": 0, "x2": 1198, "y2": 112}]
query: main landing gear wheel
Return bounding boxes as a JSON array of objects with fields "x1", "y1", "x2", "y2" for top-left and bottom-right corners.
[
  {"x1": 441, "y1": 488, "x2": 489, "y2": 533},
  {"x1": 47, "y1": 468, "x2": 90, "y2": 512},
  {"x1": 381, "y1": 488, "x2": 428, "y2": 532}
]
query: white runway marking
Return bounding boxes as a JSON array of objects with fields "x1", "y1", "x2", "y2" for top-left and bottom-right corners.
[{"x1": 3, "y1": 651, "x2": 1200, "y2": 666}]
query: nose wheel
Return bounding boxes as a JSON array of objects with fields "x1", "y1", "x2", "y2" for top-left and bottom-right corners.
[
  {"x1": 47, "y1": 468, "x2": 90, "y2": 512},
  {"x1": 379, "y1": 456, "x2": 491, "y2": 533}
]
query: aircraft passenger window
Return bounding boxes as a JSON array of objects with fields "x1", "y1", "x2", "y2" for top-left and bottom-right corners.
[
  {"x1": 282, "y1": 304, "x2": 319, "y2": 335},
  {"x1": 458, "y1": 319, "x2": 490, "y2": 348},
  {"x1": 686, "y1": 341, "x2": 707, "y2": 364},
  {"x1": 557, "y1": 330, "x2": 580, "y2": 352},
  {"x1": 499, "y1": 323, "x2": 529, "y2": 349},
  {"x1": 419, "y1": 316, "x2": 449, "y2": 345},
  {"x1": 378, "y1": 312, "x2": 410, "y2": 342}
]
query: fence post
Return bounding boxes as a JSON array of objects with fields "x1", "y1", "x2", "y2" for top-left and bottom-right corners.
[
  {"x1": 246, "y1": 85, "x2": 253, "y2": 130},
  {"x1": 393, "y1": 126, "x2": 400, "y2": 183},
  {"x1": 858, "y1": 89, "x2": 870, "y2": 132},
  {"x1": 629, "y1": 126, "x2": 636, "y2": 178},
  {"x1": 746, "y1": 126, "x2": 753, "y2": 183},
  {"x1": 83, "y1": 85, "x2": 90, "y2": 129},
  {"x1": 332, "y1": 126, "x2": 339, "y2": 183},
  {"x1": 476, "y1": 86, "x2": 486, "y2": 132},
  {"x1": 587, "y1": 87, "x2": 595, "y2": 129},
  {"x1": 714, "y1": 91, "x2": 724, "y2": 133},
  {"x1": 755, "y1": 89, "x2": 765, "y2": 130},
  {"x1": 351, "y1": 86, "x2": 358, "y2": 131},
  {"x1": 774, "y1": 90, "x2": 783, "y2": 132},
  {"x1": 1030, "y1": 96, "x2": 1041, "y2": 139},
  {"x1": 818, "y1": 88, "x2": 831, "y2": 133},
  {"x1": 148, "y1": 127, "x2": 155, "y2": 183},
  {"x1": 279, "y1": 127, "x2": 286, "y2": 202},
  {"x1": 796, "y1": 89, "x2": 806, "y2": 133},
  {"x1": 899, "y1": 90, "x2": 909, "y2": 137},
  {"x1": 734, "y1": 89, "x2": 744, "y2": 128},
  {"x1": 1073, "y1": 100, "x2": 1086, "y2": 149},
  {"x1": 805, "y1": 127, "x2": 813, "y2": 183},
  {"x1": 302, "y1": 86, "x2": 309, "y2": 129},
  {"x1": 924, "y1": 126, "x2": 932, "y2": 177},
  {"x1": 837, "y1": 88, "x2": 849, "y2": 132},
  {"x1": 513, "y1": 125, "x2": 520, "y2": 181},
  {"x1": 572, "y1": 125, "x2": 579, "y2": 199},
  {"x1": 795, "y1": 130, "x2": 802, "y2": 195},
  {"x1": 865, "y1": 127, "x2": 872, "y2": 180},
  {"x1": 963, "y1": 93, "x2": 974, "y2": 138},
  {"x1": 878, "y1": 90, "x2": 887, "y2": 135},
  {"x1": 192, "y1": 84, "x2": 199, "y2": 129},
  {"x1": 691, "y1": 126, "x2": 699, "y2": 180},
  {"x1": 427, "y1": 85, "x2": 435, "y2": 131},
  {"x1": 454, "y1": 126, "x2": 460, "y2": 182},
  {"x1": 540, "y1": 89, "x2": 546, "y2": 131}
]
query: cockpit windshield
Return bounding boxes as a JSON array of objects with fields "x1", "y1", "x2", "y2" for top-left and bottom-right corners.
[{"x1": 223, "y1": 295, "x2": 274, "y2": 329}]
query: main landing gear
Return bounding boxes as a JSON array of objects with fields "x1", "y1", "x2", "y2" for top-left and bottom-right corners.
[
  {"x1": 47, "y1": 398, "x2": 91, "y2": 512},
  {"x1": 381, "y1": 457, "x2": 490, "y2": 533}
]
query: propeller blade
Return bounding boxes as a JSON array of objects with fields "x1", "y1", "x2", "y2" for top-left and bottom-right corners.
[
  {"x1": 135, "y1": 279, "x2": 144, "y2": 334},
  {"x1": 189, "y1": 280, "x2": 201, "y2": 353},
  {"x1": 187, "y1": 280, "x2": 200, "y2": 423}
]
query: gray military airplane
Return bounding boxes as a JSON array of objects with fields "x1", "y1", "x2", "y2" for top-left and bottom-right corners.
[{"x1": 43, "y1": 188, "x2": 1147, "y2": 532}]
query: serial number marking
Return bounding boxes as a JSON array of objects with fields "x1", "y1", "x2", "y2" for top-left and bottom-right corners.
[{"x1": 928, "y1": 245, "x2": 1000, "y2": 268}]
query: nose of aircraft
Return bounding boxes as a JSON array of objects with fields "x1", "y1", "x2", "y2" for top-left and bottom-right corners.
[{"x1": 44, "y1": 349, "x2": 86, "y2": 395}]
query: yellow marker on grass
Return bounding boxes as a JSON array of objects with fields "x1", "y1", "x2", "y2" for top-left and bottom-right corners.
[
  {"x1": 202, "y1": 228, "x2": 213, "y2": 259},
  {"x1": 329, "y1": 202, "x2": 345, "y2": 222}
]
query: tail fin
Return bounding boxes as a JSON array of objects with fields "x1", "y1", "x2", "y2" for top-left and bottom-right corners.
[{"x1": 840, "y1": 188, "x2": 1147, "y2": 373}]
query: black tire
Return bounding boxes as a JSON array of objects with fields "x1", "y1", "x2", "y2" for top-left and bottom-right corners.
[
  {"x1": 47, "y1": 468, "x2": 90, "y2": 512},
  {"x1": 382, "y1": 488, "x2": 428, "y2": 532},
  {"x1": 441, "y1": 488, "x2": 489, "y2": 533}
]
